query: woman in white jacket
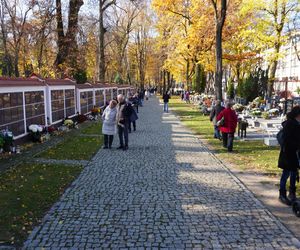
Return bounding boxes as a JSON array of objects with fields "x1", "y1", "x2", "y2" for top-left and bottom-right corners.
[{"x1": 102, "y1": 100, "x2": 117, "y2": 149}]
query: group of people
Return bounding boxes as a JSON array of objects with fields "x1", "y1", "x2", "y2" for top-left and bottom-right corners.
[
  {"x1": 101, "y1": 94, "x2": 139, "y2": 151},
  {"x1": 210, "y1": 99, "x2": 300, "y2": 206},
  {"x1": 181, "y1": 91, "x2": 190, "y2": 103},
  {"x1": 210, "y1": 100, "x2": 238, "y2": 152}
]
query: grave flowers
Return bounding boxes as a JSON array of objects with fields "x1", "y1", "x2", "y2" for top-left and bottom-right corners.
[
  {"x1": 1, "y1": 129, "x2": 14, "y2": 152},
  {"x1": 64, "y1": 119, "x2": 74, "y2": 129},
  {"x1": 251, "y1": 108, "x2": 262, "y2": 117},
  {"x1": 28, "y1": 124, "x2": 44, "y2": 142},
  {"x1": 233, "y1": 103, "x2": 245, "y2": 113}
]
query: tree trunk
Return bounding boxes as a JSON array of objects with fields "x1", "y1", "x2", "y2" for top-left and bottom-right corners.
[
  {"x1": 267, "y1": 43, "x2": 280, "y2": 98},
  {"x1": 99, "y1": 1, "x2": 106, "y2": 82},
  {"x1": 54, "y1": 0, "x2": 65, "y2": 68},
  {"x1": 0, "y1": 1, "x2": 13, "y2": 76},
  {"x1": 211, "y1": 0, "x2": 227, "y2": 101},
  {"x1": 268, "y1": 60, "x2": 278, "y2": 98},
  {"x1": 14, "y1": 50, "x2": 19, "y2": 77},
  {"x1": 65, "y1": 0, "x2": 83, "y2": 70},
  {"x1": 215, "y1": 24, "x2": 223, "y2": 100},
  {"x1": 186, "y1": 59, "x2": 190, "y2": 91},
  {"x1": 163, "y1": 70, "x2": 166, "y2": 94},
  {"x1": 54, "y1": 0, "x2": 83, "y2": 73}
]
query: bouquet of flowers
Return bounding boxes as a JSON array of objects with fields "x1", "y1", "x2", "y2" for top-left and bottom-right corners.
[
  {"x1": 262, "y1": 112, "x2": 271, "y2": 120},
  {"x1": 233, "y1": 103, "x2": 245, "y2": 113},
  {"x1": 251, "y1": 108, "x2": 262, "y2": 117},
  {"x1": 28, "y1": 124, "x2": 44, "y2": 142},
  {"x1": 64, "y1": 119, "x2": 74, "y2": 128},
  {"x1": 91, "y1": 106, "x2": 101, "y2": 118},
  {"x1": 47, "y1": 126, "x2": 56, "y2": 134},
  {"x1": 1, "y1": 129, "x2": 14, "y2": 152}
]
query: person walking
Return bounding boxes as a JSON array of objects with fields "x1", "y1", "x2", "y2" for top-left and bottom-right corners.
[
  {"x1": 116, "y1": 94, "x2": 131, "y2": 151},
  {"x1": 128, "y1": 103, "x2": 138, "y2": 133},
  {"x1": 278, "y1": 106, "x2": 300, "y2": 205},
  {"x1": 101, "y1": 100, "x2": 117, "y2": 149},
  {"x1": 217, "y1": 100, "x2": 238, "y2": 152},
  {"x1": 185, "y1": 91, "x2": 190, "y2": 103},
  {"x1": 145, "y1": 89, "x2": 150, "y2": 100},
  {"x1": 210, "y1": 100, "x2": 224, "y2": 140},
  {"x1": 163, "y1": 91, "x2": 171, "y2": 113}
]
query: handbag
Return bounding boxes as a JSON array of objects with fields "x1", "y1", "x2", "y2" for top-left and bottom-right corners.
[{"x1": 217, "y1": 116, "x2": 225, "y2": 127}]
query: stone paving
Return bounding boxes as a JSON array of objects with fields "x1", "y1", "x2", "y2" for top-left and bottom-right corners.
[{"x1": 24, "y1": 97, "x2": 300, "y2": 249}]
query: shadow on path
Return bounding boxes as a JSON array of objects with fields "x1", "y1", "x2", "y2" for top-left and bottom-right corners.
[{"x1": 24, "y1": 97, "x2": 300, "y2": 249}]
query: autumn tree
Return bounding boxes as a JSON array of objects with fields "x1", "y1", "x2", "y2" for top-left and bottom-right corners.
[
  {"x1": 209, "y1": 0, "x2": 227, "y2": 100},
  {"x1": 247, "y1": 0, "x2": 300, "y2": 98},
  {"x1": 0, "y1": 0, "x2": 35, "y2": 77},
  {"x1": 54, "y1": 0, "x2": 84, "y2": 76}
]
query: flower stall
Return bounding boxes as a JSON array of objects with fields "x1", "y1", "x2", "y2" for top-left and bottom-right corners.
[
  {"x1": 45, "y1": 78, "x2": 77, "y2": 124},
  {"x1": 0, "y1": 77, "x2": 47, "y2": 139},
  {"x1": 76, "y1": 83, "x2": 94, "y2": 114}
]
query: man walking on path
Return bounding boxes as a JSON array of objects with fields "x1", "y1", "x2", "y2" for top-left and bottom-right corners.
[
  {"x1": 162, "y1": 91, "x2": 170, "y2": 113},
  {"x1": 116, "y1": 94, "x2": 131, "y2": 150},
  {"x1": 210, "y1": 100, "x2": 224, "y2": 139}
]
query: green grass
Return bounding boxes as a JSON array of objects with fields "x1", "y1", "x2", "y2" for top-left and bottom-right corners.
[
  {"x1": 38, "y1": 136, "x2": 103, "y2": 160},
  {"x1": 169, "y1": 96, "x2": 281, "y2": 175},
  {"x1": 0, "y1": 163, "x2": 83, "y2": 247},
  {"x1": 38, "y1": 121, "x2": 104, "y2": 160},
  {"x1": 81, "y1": 121, "x2": 102, "y2": 135}
]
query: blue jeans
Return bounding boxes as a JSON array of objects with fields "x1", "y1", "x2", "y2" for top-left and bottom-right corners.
[
  {"x1": 280, "y1": 169, "x2": 297, "y2": 191},
  {"x1": 164, "y1": 102, "x2": 169, "y2": 112},
  {"x1": 214, "y1": 125, "x2": 221, "y2": 139}
]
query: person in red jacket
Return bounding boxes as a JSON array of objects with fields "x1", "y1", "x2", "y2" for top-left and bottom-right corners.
[{"x1": 217, "y1": 100, "x2": 238, "y2": 152}]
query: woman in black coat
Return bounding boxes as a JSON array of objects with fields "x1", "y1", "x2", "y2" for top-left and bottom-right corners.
[{"x1": 278, "y1": 106, "x2": 300, "y2": 205}]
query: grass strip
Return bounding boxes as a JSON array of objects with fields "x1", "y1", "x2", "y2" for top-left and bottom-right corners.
[
  {"x1": 169, "y1": 96, "x2": 282, "y2": 175},
  {"x1": 38, "y1": 122, "x2": 103, "y2": 160},
  {"x1": 0, "y1": 163, "x2": 83, "y2": 247},
  {"x1": 81, "y1": 121, "x2": 102, "y2": 135}
]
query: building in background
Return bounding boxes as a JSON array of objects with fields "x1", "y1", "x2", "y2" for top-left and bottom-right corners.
[{"x1": 273, "y1": 33, "x2": 300, "y2": 97}]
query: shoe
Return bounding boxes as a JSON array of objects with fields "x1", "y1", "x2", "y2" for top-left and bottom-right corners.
[
  {"x1": 102, "y1": 146, "x2": 108, "y2": 149},
  {"x1": 133, "y1": 128, "x2": 136, "y2": 131},
  {"x1": 279, "y1": 190, "x2": 292, "y2": 206},
  {"x1": 123, "y1": 145, "x2": 128, "y2": 151},
  {"x1": 117, "y1": 146, "x2": 124, "y2": 150},
  {"x1": 288, "y1": 188, "x2": 297, "y2": 203}
]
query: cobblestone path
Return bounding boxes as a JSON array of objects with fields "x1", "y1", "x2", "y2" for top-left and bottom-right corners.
[{"x1": 24, "y1": 97, "x2": 300, "y2": 249}]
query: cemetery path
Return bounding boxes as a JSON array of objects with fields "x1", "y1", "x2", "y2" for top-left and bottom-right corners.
[{"x1": 24, "y1": 97, "x2": 300, "y2": 249}]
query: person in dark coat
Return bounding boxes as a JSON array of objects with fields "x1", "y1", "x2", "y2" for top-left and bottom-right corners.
[
  {"x1": 217, "y1": 100, "x2": 238, "y2": 152},
  {"x1": 128, "y1": 103, "x2": 138, "y2": 133},
  {"x1": 210, "y1": 100, "x2": 224, "y2": 139},
  {"x1": 278, "y1": 106, "x2": 300, "y2": 205},
  {"x1": 162, "y1": 91, "x2": 171, "y2": 112},
  {"x1": 116, "y1": 94, "x2": 131, "y2": 151}
]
